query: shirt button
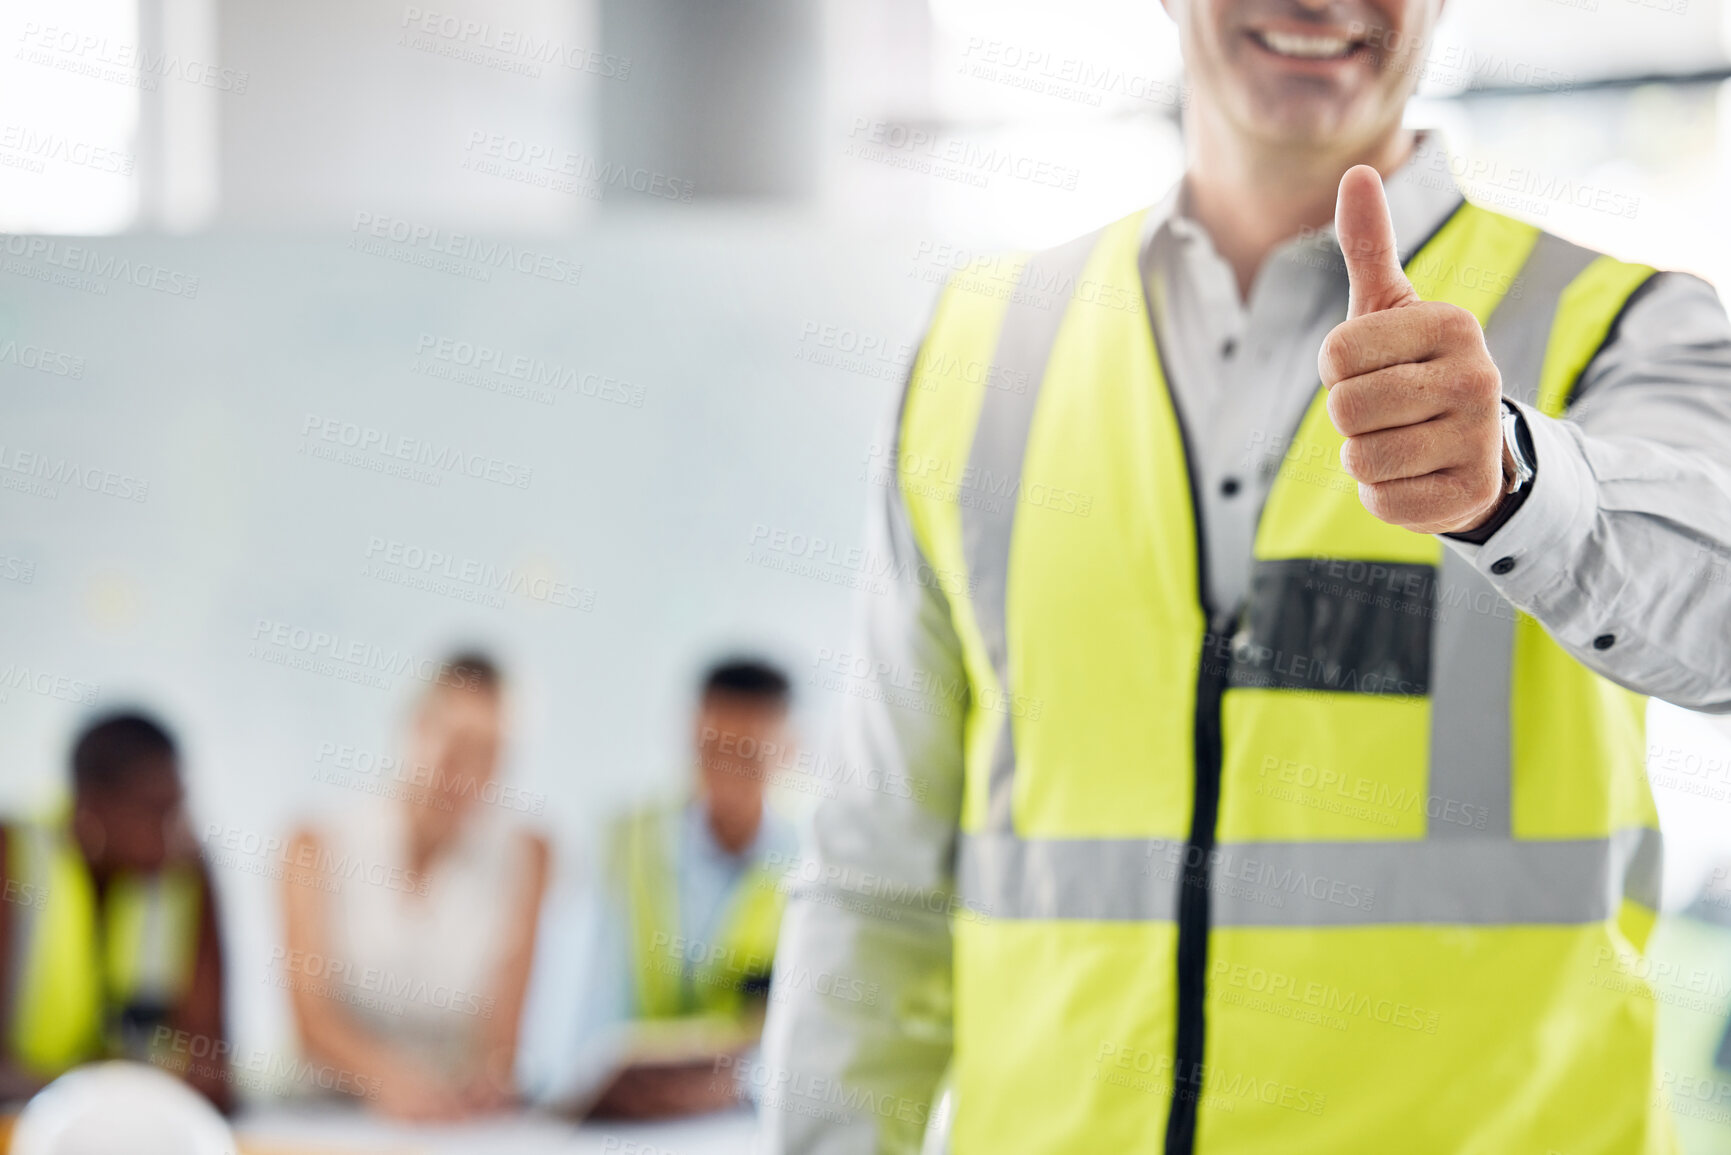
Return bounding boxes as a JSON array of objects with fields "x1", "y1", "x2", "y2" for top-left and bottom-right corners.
[
  {"x1": 1220, "y1": 476, "x2": 1241, "y2": 498},
  {"x1": 1221, "y1": 338, "x2": 1238, "y2": 360},
  {"x1": 1593, "y1": 633, "x2": 1616, "y2": 650},
  {"x1": 1490, "y1": 557, "x2": 1516, "y2": 576}
]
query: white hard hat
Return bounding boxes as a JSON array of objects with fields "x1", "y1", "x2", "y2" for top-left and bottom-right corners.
[{"x1": 11, "y1": 1062, "x2": 237, "y2": 1155}]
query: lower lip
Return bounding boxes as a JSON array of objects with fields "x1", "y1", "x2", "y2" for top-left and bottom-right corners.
[{"x1": 1245, "y1": 32, "x2": 1366, "y2": 72}]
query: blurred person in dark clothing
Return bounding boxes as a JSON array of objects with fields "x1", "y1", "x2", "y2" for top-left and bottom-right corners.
[{"x1": 0, "y1": 712, "x2": 229, "y2": 1111}]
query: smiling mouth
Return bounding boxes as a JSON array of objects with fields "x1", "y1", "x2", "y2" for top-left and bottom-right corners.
[{"x1": 1248, "y1": 29, "x2": 1364, "y2": 60}]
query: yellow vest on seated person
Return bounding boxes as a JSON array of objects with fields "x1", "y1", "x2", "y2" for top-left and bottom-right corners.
[
  {"x1": 4, "y1": 820, "x2": 202, "y2": 1078},
  {"x1": 611, "y1": 804, "x2": 786, "y2": 1022}
]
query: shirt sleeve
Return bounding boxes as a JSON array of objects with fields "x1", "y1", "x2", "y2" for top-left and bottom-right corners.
[
  {"x1": 759, "y1": 413, "x2": 968, "y2": 1155},
  {"x1": 1443, "y1": 272, "x2": 1731, "y2": 712},
  {"x1": 516, "y1": 857, "x2": 636, "y2": 1108},
  {"x1": 587, "y1": 886, "x2": 637, "y2": 1039}
]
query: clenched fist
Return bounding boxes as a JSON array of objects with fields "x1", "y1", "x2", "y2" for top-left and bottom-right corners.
[{"x1": 1320, "y1": 165, "x2": 1511, "y2": 535}]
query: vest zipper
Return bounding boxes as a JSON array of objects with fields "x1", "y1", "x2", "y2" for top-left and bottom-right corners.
[
  {"x1": 1163, "y1": 608, "x2": 1234, "y2": 1155},
  {"x1": 1153, "y1": 313, "x2": 1234, "y2": 1153},
  {"x1": 1145, "y1": 308, "x2": 1243, "y2": 1155}
]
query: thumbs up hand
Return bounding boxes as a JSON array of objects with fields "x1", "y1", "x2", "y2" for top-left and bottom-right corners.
[{"x1": 1319, "y1": 165, "x2": 1510, "y2": 536}]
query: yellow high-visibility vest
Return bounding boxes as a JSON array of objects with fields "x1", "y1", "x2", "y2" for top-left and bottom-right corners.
[
  {"x1": 898, "y1": 202, "x2": 1670, "y2": 1153},
  {"x1": 613, "y1": 804, "x2": 785, "y2": 1021},
  {"x1": 4, "y1": 821, "x2": 202, "y2": 1078}
]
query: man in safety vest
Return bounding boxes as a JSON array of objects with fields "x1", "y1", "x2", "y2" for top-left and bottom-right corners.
[
  {"x1": 761, "y1": 1, "x2": 1731, "y2": 1152},
  {"x1": 0, "y1": 713, "x2": 229, "y2": 1111},
  {"x1": 585, "y1": 658, "x2": 797, "y2": 1119}
]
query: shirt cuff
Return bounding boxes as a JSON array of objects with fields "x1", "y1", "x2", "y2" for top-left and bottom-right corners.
[{"x1": 1439, "y1": 399, "x2": 1598, "y2": 610}]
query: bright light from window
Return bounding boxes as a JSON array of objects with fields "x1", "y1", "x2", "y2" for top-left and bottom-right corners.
[
  {"x1": 920, "y1": 0, "x2": 1185, "y2": 247},
  {"x1": 0, "y1": 0, "x2": 140, "y2": 233}
]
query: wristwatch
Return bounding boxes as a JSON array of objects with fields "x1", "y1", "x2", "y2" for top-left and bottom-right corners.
[
  {"x1": 1445, "y1": 400, "x2": 1535, "y2": 545},
  {"x1": 1501, "y1": 401, "x2": 1535, "y2": 496}
]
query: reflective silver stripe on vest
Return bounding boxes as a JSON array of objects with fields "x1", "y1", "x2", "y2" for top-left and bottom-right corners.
[
  {"x1": 1426, "y1": 232, "x2": 1599, "y2": 839},
  {"x1": 1488, "y1": 231, "x2": 1599, "y2": 410},
  {"x1": 961, "y1": 228, "x2": 1106, "y2": 831},
  {"x1": 958, "y1": 826, "x2": 1661, "y2": 925},
  {"x1": 952, "y1": 224, "x2": 1657, "y2": 927},
  {"x1": 959, "y1": 832, "x2": 1187, "y2": 922}
]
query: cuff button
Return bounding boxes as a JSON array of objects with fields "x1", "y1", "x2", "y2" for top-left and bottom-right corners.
[
  {"x1": 1490, "y1": 556, "x2": 1516, "y2": 576},
  {"x1": 1593, "y1": 633, "x2": 1616, "y2": 650}
]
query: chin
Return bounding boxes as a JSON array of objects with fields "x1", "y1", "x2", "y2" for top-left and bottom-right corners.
[{"x1": 1237, "y1": 89, "x2": 1369, "y2": 150}]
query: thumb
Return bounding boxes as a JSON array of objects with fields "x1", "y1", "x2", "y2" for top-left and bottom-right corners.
[{"x1": 1336, "y1": 164, "x2": 1417, "y2": 318}]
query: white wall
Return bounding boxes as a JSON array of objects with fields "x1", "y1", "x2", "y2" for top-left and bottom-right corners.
[{"x1": 213, "y1": 0, "x2": 598, "y2": 231}]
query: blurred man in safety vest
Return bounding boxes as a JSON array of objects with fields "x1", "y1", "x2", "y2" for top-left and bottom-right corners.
[
  {"x1": 0, "y1": 713, "x2": 228, "y2": 1111},
  {"x1": 585, "y1": 658, "x2": 798, "y2": 1119}
]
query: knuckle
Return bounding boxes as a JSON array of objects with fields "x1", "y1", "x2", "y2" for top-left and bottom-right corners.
[
  {"x1": 1320, "y1": 327, "x2": 1355, "y2": 381},
  {"x1": 1341, "y1": 436, "x2": 1365, "y2": 479},
  {"x1": 1472, "y1": 462, "x2": 1502, "y2": 505},
  {"x1": 1327, "y1": 384, "x2": 1364, "y2": 434},
  {"x1": 1441, "y1": 303, "x2": 1482, "y2": 343},
  {"x1": 1344, "y1": 433, "x2": 1394, "y2": 483},
  {"x1": 1461, "y1": 359, "x2": 1500, "y2": 400},
  {"x1": 1441, "y1": 361, "x2": 1498, "y2": 410},
  {"x1": 1444, "y1": 465, "x2": 1496, "y2": 513},
  {"x1": 1359, "y1": 481, "x2": 1398, "y2": 524},
  {"x1": 1420, "y1": 303, "x2": 1470, "y2": 349}
]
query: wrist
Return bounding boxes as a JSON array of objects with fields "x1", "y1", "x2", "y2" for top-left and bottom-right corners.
[{"x1": 1446, "y1": 401, "x2": 1535, "y2": 545}]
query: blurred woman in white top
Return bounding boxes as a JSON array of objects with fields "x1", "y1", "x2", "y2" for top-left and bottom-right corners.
[{"x1": 281, "y1": 653, "x2": 549, "y2": 1121}]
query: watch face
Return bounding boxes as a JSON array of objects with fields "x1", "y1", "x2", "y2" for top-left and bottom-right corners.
[{"x1": 1502, "y1": 407, "x2": 1535, "y2": 490}]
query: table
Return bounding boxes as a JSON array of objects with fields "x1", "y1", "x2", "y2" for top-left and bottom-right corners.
[{"x1": 234, "y1": 1106, "x2": 761, "y2": 1155}]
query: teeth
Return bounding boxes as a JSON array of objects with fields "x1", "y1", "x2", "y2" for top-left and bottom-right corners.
[{"x1": 1258, "y1": 30, "x2": 1355, "y2": 59}]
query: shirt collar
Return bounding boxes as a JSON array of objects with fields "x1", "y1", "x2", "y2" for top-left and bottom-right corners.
[{"x1": 1140, "y1": 131, "x2": 1464, "y2": 270}]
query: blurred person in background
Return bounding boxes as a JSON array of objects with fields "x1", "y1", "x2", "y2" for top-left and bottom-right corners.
[
  {"x1": 281, "y1": 652, "x2": 549, "y2": 1122},
  {"x1": 763, "y1": 0, "x2": 1731, "y2": 1149},
  {"x1": 581, "y1": 658, "x2": 797, "y2": 1120},
  {"x1": 0, "y1": 713, "x2": 229, "y2": 1112}
]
